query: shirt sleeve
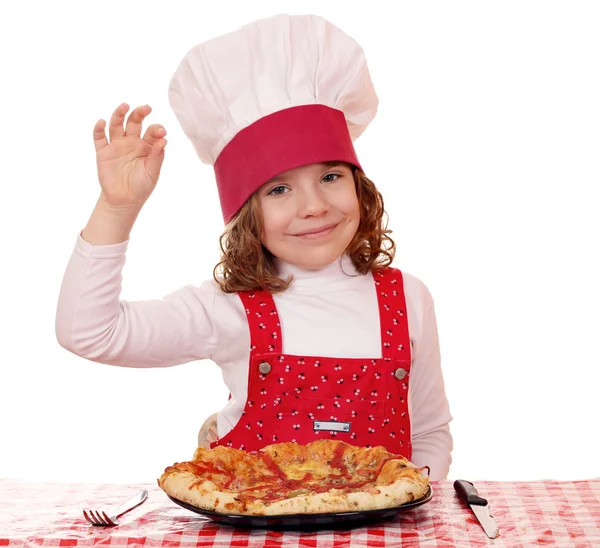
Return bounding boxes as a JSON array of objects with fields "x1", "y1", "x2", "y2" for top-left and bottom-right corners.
[
  {"x1": 55, "y1": 233, "x2": 219, "y2": 367},
  {"x1": 409, "y1": 297, "x2": 454, "y2": 480}
]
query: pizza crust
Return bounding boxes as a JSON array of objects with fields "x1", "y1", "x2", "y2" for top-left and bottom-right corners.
[
  {"x1": 160, "y1": 472, "x2": 238, "y2": 511},
  {"x1": 158, "y1": 440, "x2": 429, "y2": 515}
]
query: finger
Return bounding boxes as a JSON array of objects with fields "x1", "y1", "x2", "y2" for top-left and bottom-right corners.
[
  {"x1": 142, "y1": 123, "x2": 166, "y2": 146},
  {"x1": 124, "y1": 104, "x2": 152, "y2": 139},
  {"x1": 92, "y1": 119, "x2": 109, "y2": 152},
  {"x1": 145, "y1": 138, "x2": 167, "y2": 179},
  {"x1": 108, "y1": 103, "x2": 129, "y2": 142}
]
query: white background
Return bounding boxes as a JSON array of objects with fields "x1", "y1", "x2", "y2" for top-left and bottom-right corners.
[{"x1": 1, "y1": 0, "x2": 598, "y2": 485}]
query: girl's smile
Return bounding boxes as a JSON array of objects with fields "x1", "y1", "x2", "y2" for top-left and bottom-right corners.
[{"x1": 292, "y1": 221, "x2": 340, "y2": 239}]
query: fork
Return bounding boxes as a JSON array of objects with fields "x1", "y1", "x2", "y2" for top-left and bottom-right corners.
[{"x1": 83, "y1": 489, "x2": 148, "y2": 526}]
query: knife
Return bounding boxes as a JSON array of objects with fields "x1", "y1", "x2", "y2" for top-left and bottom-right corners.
[{"x1": 454, "y1": 480, "x2": 500, "y2": 539}]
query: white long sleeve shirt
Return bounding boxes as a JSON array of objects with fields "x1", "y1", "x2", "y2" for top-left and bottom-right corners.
[{"x1": 55, "y1": 233, "x2": 453, "y2": 479}]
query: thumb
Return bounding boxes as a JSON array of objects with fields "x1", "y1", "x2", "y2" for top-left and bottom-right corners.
[{"x1": 145, "y1": 138, "x2": 167, "y2": 180}]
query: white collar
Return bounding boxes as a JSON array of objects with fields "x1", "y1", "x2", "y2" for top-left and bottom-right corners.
[{"x1": 273, "y1": 254, "x2": 363, "y2": 290}]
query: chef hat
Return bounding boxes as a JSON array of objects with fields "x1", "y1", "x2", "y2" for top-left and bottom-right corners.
[{"x1": 168, "y1": 13, "x2": 378, "y2": 223}]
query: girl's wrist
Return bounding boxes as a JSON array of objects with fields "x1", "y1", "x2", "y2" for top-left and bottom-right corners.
[
  {"x1": 97, "y1": 193, "x2": 144, "y2": 219},
  {"x1": 81, "y1": 194, "x2": 142, "y2": 245}
]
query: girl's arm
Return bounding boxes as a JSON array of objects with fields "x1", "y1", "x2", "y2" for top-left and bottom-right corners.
[
  {"x1": 410, "y1": 299, "x2": 454, "y2": 480},
  {"x1": 55, "y1": 230, "x2": 218, "y2": 367}
]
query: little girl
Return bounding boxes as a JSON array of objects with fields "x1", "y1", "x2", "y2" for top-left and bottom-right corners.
[{"x1": 55, "y1": 14, "x2": 453, "y2": 480}]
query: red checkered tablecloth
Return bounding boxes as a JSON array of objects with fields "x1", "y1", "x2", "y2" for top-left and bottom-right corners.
[{"x1": 1, "y1": 478, "x2": 599, "y2": 547}]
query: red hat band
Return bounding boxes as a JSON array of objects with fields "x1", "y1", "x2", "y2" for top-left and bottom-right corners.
[{"x1": 214, "y1": 104, "x2": 362, "y2": 223}]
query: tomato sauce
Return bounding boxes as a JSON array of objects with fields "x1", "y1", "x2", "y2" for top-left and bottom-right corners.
[{"x1": 190, "y1": 449, "x2": 411, "y2": 504}]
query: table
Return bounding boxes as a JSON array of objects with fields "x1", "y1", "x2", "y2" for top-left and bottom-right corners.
[{"x1": 1, "y1": 478, "x2": 599, "y2": 547}]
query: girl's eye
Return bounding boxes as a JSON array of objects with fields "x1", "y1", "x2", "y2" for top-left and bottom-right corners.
[
  {"x1": 322, "y1": 173, "x2": 341, "y2": 183},
  {"x1": 267, "y1": 185, "x2": 288, "y2": 196}
]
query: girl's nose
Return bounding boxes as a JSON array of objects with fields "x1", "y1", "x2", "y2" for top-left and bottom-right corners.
[{"x1": 297, "y1": 185, "x2": 329, "y2": 218}]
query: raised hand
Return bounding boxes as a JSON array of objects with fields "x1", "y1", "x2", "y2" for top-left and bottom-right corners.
[{"x1": 93, "y1": 103, "x2": 167, "y2": 209}]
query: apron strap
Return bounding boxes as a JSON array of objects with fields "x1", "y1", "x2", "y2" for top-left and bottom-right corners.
[
  {"x1": 374, "y1": 268, "x2": 412, "y2": 364},
  {"x1": 238, "y1": 289, "x2": 283, "y2": 354}
]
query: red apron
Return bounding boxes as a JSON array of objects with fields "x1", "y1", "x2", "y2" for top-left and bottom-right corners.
[{"x1": 211, "y1": 267, "x2": 412, "y2": 458}]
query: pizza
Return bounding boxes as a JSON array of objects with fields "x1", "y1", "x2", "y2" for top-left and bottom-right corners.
[{"x1": 158, "y1": 439, "x2": 430, "y2": 515}]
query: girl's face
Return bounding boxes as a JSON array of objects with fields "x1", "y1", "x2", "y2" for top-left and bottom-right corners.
[{"x1": 257, "y1": 162, "x2": 360, "y2": 270}]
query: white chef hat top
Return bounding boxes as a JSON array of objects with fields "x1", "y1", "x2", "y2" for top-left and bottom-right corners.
[{"x1": 168, "y1": 13, "x2": 378, "y2": 222}]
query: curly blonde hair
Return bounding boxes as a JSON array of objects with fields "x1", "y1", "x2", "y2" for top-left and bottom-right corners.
[{"x1": 213, "y1": 164, "x2": 395, "y2": 293}]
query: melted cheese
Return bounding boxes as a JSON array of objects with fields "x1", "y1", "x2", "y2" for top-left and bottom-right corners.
[{"x1": 276, "y1": 459, "x2": 338, "y2": 481}]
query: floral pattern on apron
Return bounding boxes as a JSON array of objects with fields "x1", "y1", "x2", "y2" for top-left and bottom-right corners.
[{"x1": 211, "y1": 267, "x2": 412, "y2": 458}]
